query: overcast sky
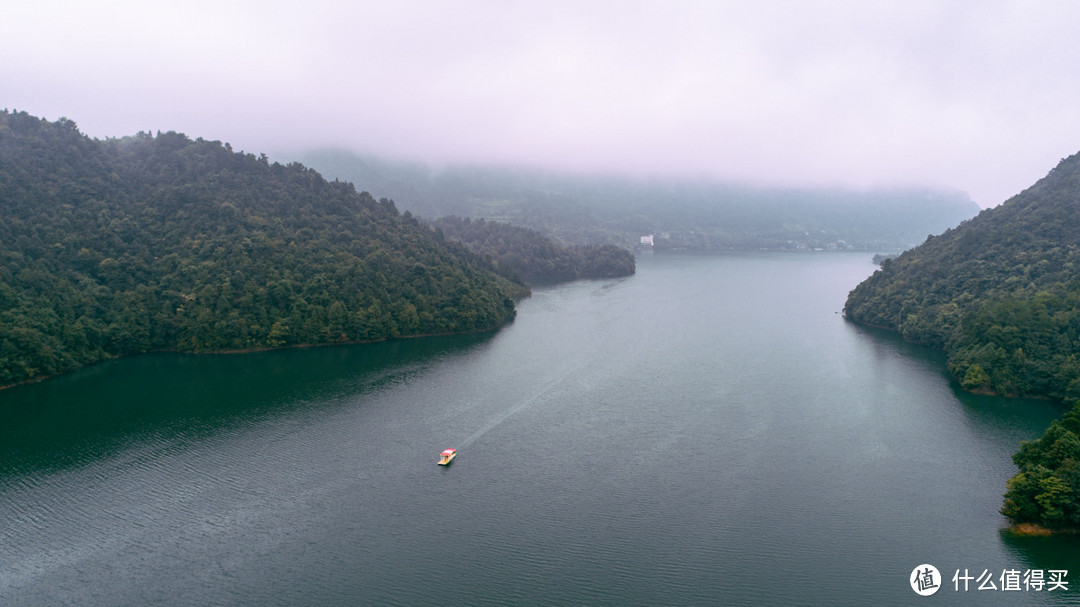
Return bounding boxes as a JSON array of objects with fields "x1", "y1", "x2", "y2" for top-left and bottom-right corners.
[{"x1": 4, "y1": 1, "x2": 1080, "y2": 207}]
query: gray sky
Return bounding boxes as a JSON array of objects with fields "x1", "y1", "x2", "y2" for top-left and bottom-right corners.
[{"x1": 5, "y1": 1, "x2": 1080, "y2": 208}]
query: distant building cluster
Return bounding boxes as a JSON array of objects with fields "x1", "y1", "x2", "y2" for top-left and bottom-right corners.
[{"x1": 789, "y1": 239, "x2": 852, "y2": 251}]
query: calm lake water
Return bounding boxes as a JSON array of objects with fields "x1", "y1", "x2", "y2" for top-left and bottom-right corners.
[{"x1": 2, "y1": 251, "x2": 1079, "y2": 605}]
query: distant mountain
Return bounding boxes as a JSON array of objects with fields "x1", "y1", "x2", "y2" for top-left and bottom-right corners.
[
  {"x1": 842, "y1": 149, "x2": 1080, "y2": 532},
  {"x1": 298, "y1": 148, "x2": 979, "y2": 251},
  {"x1": 0, "y1": 111, "x2": 519, "y2": 386}
]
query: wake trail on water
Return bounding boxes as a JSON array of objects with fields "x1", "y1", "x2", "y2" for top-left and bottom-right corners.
[{"x1": 457, "y1": 364, "x2": 578, "y2": 449}]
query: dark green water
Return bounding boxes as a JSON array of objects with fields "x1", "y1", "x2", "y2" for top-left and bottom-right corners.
[{"x1": 2, "y1": 252, "x2": 1078, "y2": 605}]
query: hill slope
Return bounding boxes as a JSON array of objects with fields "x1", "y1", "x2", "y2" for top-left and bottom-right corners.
[
  {"x1": 0, "y1": 111, "x2": 518, "y2": 386},
  {"x1": 844, "y1": 151, "x2": 1080, "y2": 400}
]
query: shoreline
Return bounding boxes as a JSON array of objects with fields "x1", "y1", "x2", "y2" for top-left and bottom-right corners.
[
  {"x1": 0, "y1": 322, "x2": 513, "y2": 393},
  {"x1": 843, "y1": 316, "x2": 1061, "y2": 401},
  {"x1": 1005, "y1": 522, "x2": 1080, "y2": 537}
]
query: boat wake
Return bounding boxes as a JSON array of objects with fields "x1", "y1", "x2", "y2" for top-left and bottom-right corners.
[{"x1": 457, "y1": 364, "x2": 576, "y2": 449}]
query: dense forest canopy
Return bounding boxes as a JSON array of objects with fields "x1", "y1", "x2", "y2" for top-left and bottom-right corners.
[
  {"x1": 843, "y1": 150, "x2": 1080, "y2": 530},
  {"x1": 431, "y1": 216, "x2": 635, "y2": 285},
  {"x1": 1001, "y1": 406, "x2": 1080, "y2": 531},
  {"x1": 299, "y1": 148, "x2": 979, "y2": 251},
  {"x1": 0, "y1": 110, "x2": 520, "y2": 386}
]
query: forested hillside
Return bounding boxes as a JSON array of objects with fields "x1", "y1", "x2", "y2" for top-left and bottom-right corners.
[
  {"x1": 432, "y1": 216, "x2": 635, "y2": 285},
  {"x1": 843, "y1": 150, "x2": 1080, "y2": 531},
  {"x1": 844, "y1": 152, "x2": 1080, "y2": 400},
  {"x1": 300, "y1": 148, "x2": 979, "y2": 251},
  {"x1": 0, "y1": 111, "x2": 519, "y2": 386}
]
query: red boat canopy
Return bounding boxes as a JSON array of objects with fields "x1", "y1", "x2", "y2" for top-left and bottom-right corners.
[{"x1": 441, "y1": 449, "x2": 456, "y2": 455}]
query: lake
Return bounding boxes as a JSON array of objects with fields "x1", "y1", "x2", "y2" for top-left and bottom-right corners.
[{"x1": 2, "y1": 251, "x2": 1078, "y2": 605}]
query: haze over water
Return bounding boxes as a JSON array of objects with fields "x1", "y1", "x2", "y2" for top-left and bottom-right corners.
[{"x1": 2, "y1": 252, "x2": 1078, "y2": 605}]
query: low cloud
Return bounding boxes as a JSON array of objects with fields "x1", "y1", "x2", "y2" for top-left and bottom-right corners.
[{"x1": 4, "y1": 1, "x2": 1080, "y2": 207}]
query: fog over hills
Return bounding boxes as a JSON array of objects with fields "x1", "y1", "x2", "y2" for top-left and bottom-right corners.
[
  {"x1": 9, "y1": 3, "x2": 1080, "y2": 209},
  {"x1": 301, "y1": 148, "x2": 980, "y2": 252}
]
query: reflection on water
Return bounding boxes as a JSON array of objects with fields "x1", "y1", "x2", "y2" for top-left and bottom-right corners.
[
  {"x1": 1002, "y1": 532, "x2": 1080, "y2": 572},
  {"x1": 952, "y1": 389, "x2": 1068, "y2": 449},
  {"x1": 0, "y1": 333, "x2": 495, "y2": 475},
  {"x1": 852, "y1": 321, "x2": 1068, "y2": 455}
]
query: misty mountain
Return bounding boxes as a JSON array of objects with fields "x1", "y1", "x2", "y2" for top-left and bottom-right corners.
[
  {"x1": 0, "y1": 111, "x2": 519, "y2": 386},
  {"x1": 298, "y1": 148, "x2": 980, "y2": 252}
]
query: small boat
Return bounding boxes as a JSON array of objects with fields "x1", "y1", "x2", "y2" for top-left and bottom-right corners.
[{"x1": 437, "y1": 448, "x2": 457, "y2": 466}]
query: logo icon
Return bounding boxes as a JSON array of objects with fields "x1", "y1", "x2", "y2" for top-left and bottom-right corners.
[{"x1": 911, "y1": 564, "x2": 941, "y2": 596}]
